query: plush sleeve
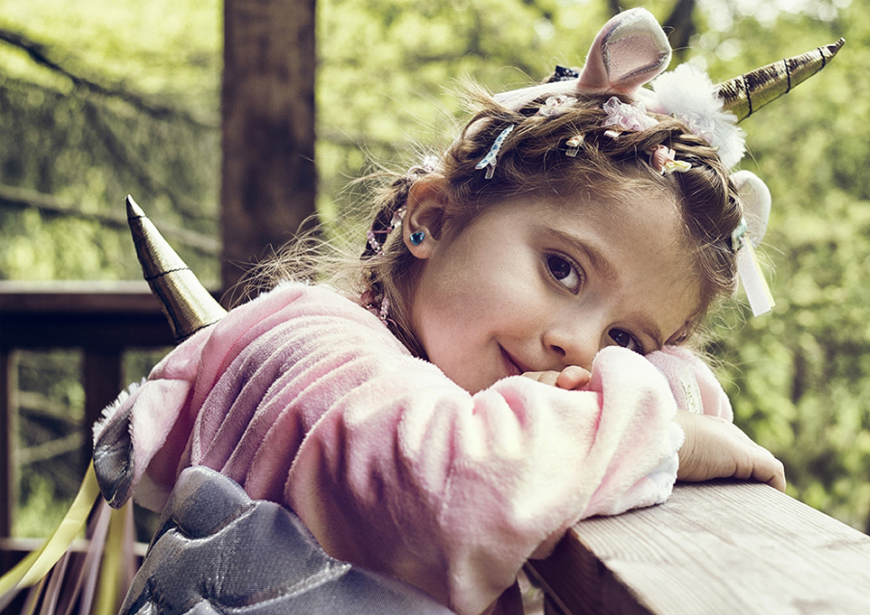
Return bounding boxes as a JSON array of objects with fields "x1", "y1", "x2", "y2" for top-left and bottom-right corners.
[
  {"x1": 646, "y1": 346, "x2": 734, "y2": 420},
  {"x1": 93, "y1": 282, "x2": 683, "y2": 615}
]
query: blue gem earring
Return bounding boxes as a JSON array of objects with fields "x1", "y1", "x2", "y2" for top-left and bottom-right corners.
[{"x1": 410, "y1": 231, "x2": 425, "y2": 246}]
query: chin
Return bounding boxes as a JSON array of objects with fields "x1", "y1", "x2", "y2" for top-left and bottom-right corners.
[
  {"x1": 461, "y1": 374, "x2": 502, "y2": 395},
  {"x1": 443, "y1": 371, "x2": 485, "y2": 394}
]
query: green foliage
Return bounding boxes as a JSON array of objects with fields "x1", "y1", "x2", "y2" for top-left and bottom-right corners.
[
  {"x1": 0, "y1": 0, "x2": 221, "y2": 284},
  {"x1": 14, "y1": 350, "x2": 85, "y2": 537},
  {"x1": 3, "y1": 0, "x2": 870, "y2": 535},
  {"x1": 316, "y1": 0, "x2": 595, "y2": 219},
  {"x1": 15, "y1": 473, "x2": 77, "y2": 538}
]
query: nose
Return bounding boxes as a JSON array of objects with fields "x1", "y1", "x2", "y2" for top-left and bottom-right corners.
[{"x1": 542, "y1": 317, "x2": 607, "y2": 372}]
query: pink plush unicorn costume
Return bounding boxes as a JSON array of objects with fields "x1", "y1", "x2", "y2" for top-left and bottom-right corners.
[
  {"x1": 89, "y1": 8, "x2": 843, "y2": 615},
  {"x1": 94, "y1": 277, "x2": 725, "y2": 614}
]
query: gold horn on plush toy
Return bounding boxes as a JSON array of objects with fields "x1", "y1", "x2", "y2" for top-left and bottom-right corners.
[
  {"x1": 716, "y1": 38, "x2": 845, "y2": 121},
  {"x1": 126, "y1": 195, "x2": 227, "y2": 342}
]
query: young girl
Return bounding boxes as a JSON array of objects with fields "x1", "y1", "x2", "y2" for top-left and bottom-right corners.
[{"x1": 87, "y1": 8, "x2": 838, "y2": 615}]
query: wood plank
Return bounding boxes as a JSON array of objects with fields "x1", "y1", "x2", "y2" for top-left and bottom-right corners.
[
  {"x1": 0, "y1": 280, "x2": 211, "y2": 313},
  {"x1": 0, "y1": 352, "x2": 13, "y2": 535},
  {"x1": 0, "y1": 537, "x2": 148, "y2": 558},
  {"x1": 0, "y1": 283, "x2": 178, "y2": 349},
  {"x1": 530, "y1": 481, "x2": 870, "y2": 614},
  {"x1": 0, "y1": 351, "x2": 18, "y2": 575},
  {"x1": 83, "y1": 349, "x2": 122, "y2": 459},
  {"x1": 0, "y1": 311, "x2": 174, "y2": 350}
]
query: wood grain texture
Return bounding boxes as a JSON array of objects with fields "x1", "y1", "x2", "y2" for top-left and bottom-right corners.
[
  {"x1": 529, "y1": 480, "x2": 870, "y2": 614},
  {"x1": 0, "y1": 282, "x2": 177, "y2": 348},
  {"x1": 0, "y1": 351, "x2": 16, "y2": 543}
]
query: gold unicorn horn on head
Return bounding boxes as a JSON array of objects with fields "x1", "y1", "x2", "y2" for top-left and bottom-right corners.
[
  {"x1": 717, "y1": 38, "x2": 845, "y2": 121},
  {"x1": 126, "y1": 195, "x2": 227, "y2": 343}
]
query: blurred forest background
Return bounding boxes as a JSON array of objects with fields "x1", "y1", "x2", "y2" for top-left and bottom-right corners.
[{"x1": 1, "y1": 0, "x2": 869, "y2": 539}]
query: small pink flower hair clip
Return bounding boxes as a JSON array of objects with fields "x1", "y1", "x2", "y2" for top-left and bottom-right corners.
[
  {"x1": 538, "y1": 95, "x2": 578, "y2": 118},
  {"x1": 648, "y1": 145, "x2": 692, "y2": 174},
  {"x1": 602, "y1": 96, "x2": 659, "y2": 132}
]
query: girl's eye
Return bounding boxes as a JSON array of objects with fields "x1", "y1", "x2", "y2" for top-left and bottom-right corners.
[
  {"x1": 609, "y1": 329, "x2": 643, "y2": 353},
  {"x1": 546, "y1": 254, "x2": 581, "y2": 292}
]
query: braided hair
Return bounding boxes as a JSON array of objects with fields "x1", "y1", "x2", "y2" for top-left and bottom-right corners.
[{"x1": 357, "y1": 91, "x2": 743, "y2": 357}]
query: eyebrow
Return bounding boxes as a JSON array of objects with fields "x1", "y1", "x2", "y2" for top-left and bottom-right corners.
[{"x1": 540, "y1": 226, "x2": 665, "y2": 350}]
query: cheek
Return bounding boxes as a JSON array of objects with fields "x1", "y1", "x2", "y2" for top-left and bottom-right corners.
[
  {"x1": 409, "y1": 236, "x2": 546, "y2": 354},
  {"x1": 410, "y1": 274, "x2": 499, "y2": 363}
]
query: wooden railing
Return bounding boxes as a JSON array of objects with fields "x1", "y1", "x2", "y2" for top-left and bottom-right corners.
[
  {"x1": 4, "y1": 282, "x2": 870, "y2": 614},
  {"x1": 527, "y1": 480, "x2": 870, "y2": 614},
  {"x1": 0, "y1": 281, "x2": 174, "y2": 549}
]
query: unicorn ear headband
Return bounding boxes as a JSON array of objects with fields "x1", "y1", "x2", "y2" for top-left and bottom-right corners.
[
  {"x1": 122, "y1": 10, "x2": 844, "y2": 339},
  {"x1": 491, "y1": 8, "x2": 843, "y2": 316}
]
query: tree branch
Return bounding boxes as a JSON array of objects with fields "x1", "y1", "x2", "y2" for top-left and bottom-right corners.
[
  {"x1": 0, "y1": 183, "x2": 220, "y2": 256},
  {"x1": 0, "y1": 26, "x2": 216, "y2": 129},
  {"x1": 18, "y1": 431, "x2": 83, "y2": 465},
  {"x1": 519, "y1": 0, "x2": 554, "y2": 22},
  {"x1": 82, "y1": 99, "x2": 216, "y2": 227},
  {"x1": 18, "y1": 391, "x2": 78, "y2": 426},
  {"x1": 606, "y1": 0, "x2": 622, "y2": 17}
]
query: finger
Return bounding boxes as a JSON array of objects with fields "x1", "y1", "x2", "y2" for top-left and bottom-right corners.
[
  {"x1": 731, "y1": 445, "x2": 787, "y2": 492},
  {"x1": 766, "y1": 469, "x2": 787, "y2": 493},
  {"x1": 523, "y1": 371, "x2": 560, "y2": 387},
  {"x1": 555, "y1": 366, "x2": 592, "y2": 390},
  {"x1": 754, "y1": 454, "x2": 787, "y2": 492}
]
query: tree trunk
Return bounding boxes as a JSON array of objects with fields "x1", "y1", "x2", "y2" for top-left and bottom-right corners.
[
  {"x1": 221, "y1": 0, "x2": 317, "y2": 294},
  {"x1": 664, "y1": 0, "x2": 696, "y2": 64}
]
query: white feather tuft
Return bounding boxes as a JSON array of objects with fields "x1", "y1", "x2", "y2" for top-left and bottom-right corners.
[{"x1": 644, "y1": 64, "x2": 746, "y2": 169}]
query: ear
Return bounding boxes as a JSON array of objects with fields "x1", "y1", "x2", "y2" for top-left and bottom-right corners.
[
  {"x1": 576, "y1": 7, "x2": 671, "y2": 97},
  {"x1": 493, "y1": 8, "x2": 671, "y2": 112},
  {"x1": 403, "y1": 176, "x2": 449, "y2": 259}
]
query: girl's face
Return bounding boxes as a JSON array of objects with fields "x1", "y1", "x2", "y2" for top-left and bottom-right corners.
[{"x1": 406, "y1": 187, "x2": 701, "y2": 393}]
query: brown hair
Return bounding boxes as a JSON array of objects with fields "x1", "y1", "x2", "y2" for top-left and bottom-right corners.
[{"x1": 352, "y1": 91, "x2": 743, "y2": 357}]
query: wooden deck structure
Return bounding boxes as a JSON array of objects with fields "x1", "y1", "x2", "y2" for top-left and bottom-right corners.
[
  {"x1": 3, "y1": 282, "x2": 870, "y2": 614},
  {"x1": 527, "y1": 480, "x2": 870, "y2": 614}
]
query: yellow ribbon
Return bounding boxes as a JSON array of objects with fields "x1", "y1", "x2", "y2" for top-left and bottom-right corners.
[
  {"x1": 0, "y1": 462, "x2": 100, "y2": 595},
  {"x1": 94, "y1": 504, "x2": 130, "y2": 615}
]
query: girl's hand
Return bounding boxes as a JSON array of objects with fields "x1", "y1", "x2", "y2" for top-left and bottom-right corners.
[
  {"x1": 673, "y1": 409, "x2": 786, "y2": 491},
  {"x1": 523, "y1": 366, "x2": 592, "y2": 390}
]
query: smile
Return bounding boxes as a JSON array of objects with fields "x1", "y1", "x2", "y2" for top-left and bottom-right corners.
[{"x1": 500, "y1": 346, "x2": 528, "y2": 377}]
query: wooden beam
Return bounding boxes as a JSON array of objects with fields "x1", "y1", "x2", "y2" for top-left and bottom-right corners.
[
  {"x1": 83, "y1": 349, "x2": 122, "y2": 459},
  {"x1": 0, "y1": 351, "x2": 18, "y2": 572},
  {"x1": 0, "y1": 351, "x2": 14, "y2": 536},
  {"x1": 529, "y1": 481, "x2": 870, "y2": 614},
  {"x1": 0, "y1": 281, "x2": 180, "y2": 350}
]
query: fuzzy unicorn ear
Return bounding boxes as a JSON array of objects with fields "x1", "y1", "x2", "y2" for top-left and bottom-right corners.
[
  {"x1": 576, "y1": 8, "x2": 671, "y2": 97},
  {"x1": 494, "y1": 8, "x2": 671, "y2": 111}
]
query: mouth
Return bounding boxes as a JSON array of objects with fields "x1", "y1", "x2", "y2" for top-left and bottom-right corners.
[{"x1": 500, "y1": 346, "x2": 528, "y2": 377}]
